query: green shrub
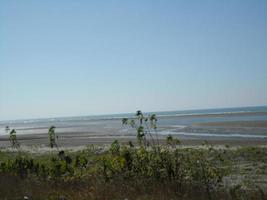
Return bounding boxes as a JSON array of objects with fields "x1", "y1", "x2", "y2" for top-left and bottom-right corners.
[
  {"x1": 48, "y1": 126, "x2": 57, "y2": 148},
  {"x1": 9, "y1": 129, "x2": 20, "y2": 148}
]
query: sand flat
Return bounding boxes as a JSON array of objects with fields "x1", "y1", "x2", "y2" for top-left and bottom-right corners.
[
  {"x1": 1, "y1": 131, "x2": 267, "y2": 148},
  {"x1": 193, "y1": 120, "x2": 267, "y2": 128}
]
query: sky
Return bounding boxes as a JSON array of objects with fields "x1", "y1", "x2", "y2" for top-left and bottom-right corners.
[{"x1": 0, "y1": 0, "x2": 267, "y2": 120}]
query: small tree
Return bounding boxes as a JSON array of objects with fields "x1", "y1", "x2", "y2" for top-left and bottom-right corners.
[
  {"x1": 48, "y1": 126, "x2": 57, "y2": 148},
  {"x1": 110, "y1": 140, "x2": 120, "y2": 155},
  {"x1": 166, "y1": 134, "x2": 174, "y2": 145},
  {"x1": 122, "y1": 110, "x2": 159, "y2": 149},
  {"x1": 9, "y1": 129, "x2": 20, "y2": 148},
  {"x1": 137, "y1": 126, "x2": 145, "y2": 145},
  {"x1": 166, "y1": 134, "x2": 181, "y2": 147}
]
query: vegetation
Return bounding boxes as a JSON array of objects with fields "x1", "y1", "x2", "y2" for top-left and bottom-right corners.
[
  {"x1": 166, "y1": 134, "x2": 181, "y2": 147},
  {"x1": 0, "y1": 145, "x2": 266, "y2": 199},
  {"x1": 122, "y1": 110, "x2": 159, "y2": 148},
  {"x1": 48, "y1": 126, "x2": 58, "y2": 148},
  {"x1": 9, "y1": 129, "x2": 20, "y2": 148}
]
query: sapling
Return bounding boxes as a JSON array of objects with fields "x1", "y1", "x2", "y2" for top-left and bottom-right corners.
[
  {"x1": 110, "y1": 140, "x2": 120, "y2": 155},
  {"x1": 122, "y1": 110, "x2": 159, "y2": 148},
  {"x1": 166, "y1": 134, "x2": 181, "y2": 148},
  {"x1": 166, "y1": 134, "x2": 174, "y2": 146},
  {"x1": 48, "y1": 126, "x2": 57, "y2": 148},
  {"x1": 9, "y1": 129, "x2": 20, "y2": 148}
]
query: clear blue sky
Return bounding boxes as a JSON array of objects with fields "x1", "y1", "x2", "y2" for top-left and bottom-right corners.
[{"x1": 0, "y1": 0, "x2": 267, "y2": 120}]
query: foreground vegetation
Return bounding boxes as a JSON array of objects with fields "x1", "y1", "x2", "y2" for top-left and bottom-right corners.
[{"x1": 0, "y1": 144, "x2": 267, "y2": 200}]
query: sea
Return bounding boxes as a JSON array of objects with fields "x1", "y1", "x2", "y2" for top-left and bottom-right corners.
[{"x1": 1, "y1": 106, "x2": 267, "y2": 139}]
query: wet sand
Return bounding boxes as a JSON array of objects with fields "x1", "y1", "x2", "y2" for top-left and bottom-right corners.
[
  {"x1": 193, "y1": 120, "x2": 267, "y2": 128},
  {"x1": 162, "y1": 111, "x2": 267, "y2": 118},
  {"x1": 0, "y1": 131, "x2": 267, "y2": 148}
]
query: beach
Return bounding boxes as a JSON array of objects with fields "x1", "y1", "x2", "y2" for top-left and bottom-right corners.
[
  {"x1": 1, "y1": 132, "x2": 267, "y2": 148},
  {"x1": 1, "y1": 107, "x2": 267, "y2": 148}
]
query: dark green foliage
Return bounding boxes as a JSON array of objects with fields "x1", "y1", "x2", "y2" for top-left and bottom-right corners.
[
  {"x1": 50, "y1": 157, "x2": 74, "y2": 178},
  {"x1": 137, "y1": 126, "x2": 145, "y2": 145},
  {"x1": 166, "y1": 134, "x2": 175, "y2": 146},
  {"x1": 9, "y1": 129, "x2": 20, "y2": 148},
  {"x1": 122, "y1": 110, "x2": 159, "y2": 148},
  {"x1": 48, "y1": 126, "x2": 57, "y2": 148},
  {"x1": 122, "y1": 118, "x2": 128, "y2": 125},
  {"x1": 96, "y1": 142, "x2": 229, "y2": 196},
  {"x1": 166, "y1": 134, "x2": 173, "y2": 142},
  {"x1": 0, "y1": 144, "x2": 228, "y2": 184},
  {"x1": 128, "y1": 140, "x2": 134, "y2": 147},
  {"x1": 0, "y1": 156, "x2": 40, "y2": 178},
  {"x1": 74, "y1": 154, "x2": 88, "y2": 168},
  {"x1": 110, "y1": 140, "x2": 120, "y2": 155}
]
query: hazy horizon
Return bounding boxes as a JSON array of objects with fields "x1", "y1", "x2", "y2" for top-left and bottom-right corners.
[
  {"x1": 0, "y1": 105, "x2": 266, "y2": 122},
  {"x1": 1, "y1": 1, "x2": 267, "y2": 121}
]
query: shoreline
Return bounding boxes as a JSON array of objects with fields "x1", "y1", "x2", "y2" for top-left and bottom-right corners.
[{"x1": 1, "y1": 110, "x2": 267, "y2": 124}]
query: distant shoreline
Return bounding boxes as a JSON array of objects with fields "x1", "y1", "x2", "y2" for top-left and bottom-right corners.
[
  {"x1": 1, "y1": 105, "x2": 267, "y2": 123},
  {"x1": 158, "y1": 111, "x2": 267, "y2": 119}
]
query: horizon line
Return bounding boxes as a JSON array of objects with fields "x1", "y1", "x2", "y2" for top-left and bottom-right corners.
[{"x1": 1, "y1": 104, "x2": 267, "y2": 123}]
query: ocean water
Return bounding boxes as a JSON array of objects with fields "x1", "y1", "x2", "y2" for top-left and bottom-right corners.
[{"x1": 1, "y1": 106, "x2": 267, "y2": 139}]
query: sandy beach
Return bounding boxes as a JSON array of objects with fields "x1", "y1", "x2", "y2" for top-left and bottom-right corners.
[{"x1": 0, "y1": 130, "x2": 267, "y2": 148}]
